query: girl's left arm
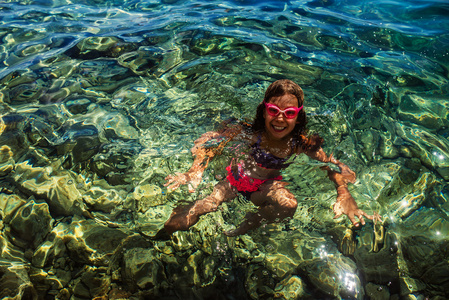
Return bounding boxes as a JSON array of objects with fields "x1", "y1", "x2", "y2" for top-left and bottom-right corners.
[{"x1": 304, "y1": 147, "x2": 380, "y2": 226}]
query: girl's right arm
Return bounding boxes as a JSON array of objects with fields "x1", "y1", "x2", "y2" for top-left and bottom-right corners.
[
  {"x1": 164, "y1": 131, "x2": 220, "y2": 193},
  {"x1": 164, "y1": 124, "x2": 243, "y2": 192}
]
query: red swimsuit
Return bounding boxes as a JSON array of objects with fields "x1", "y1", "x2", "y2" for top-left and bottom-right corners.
[{"x1": 226, "y1": 135, "x2": 297, "y2": 193}]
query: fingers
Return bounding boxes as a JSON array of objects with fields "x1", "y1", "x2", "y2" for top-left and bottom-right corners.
[
  {"x1": 357, "y1": 213, "x2": 366, "y2": 226},
  {"x1": 187, "y1": 183, "x2": 196, "y2": 193},
  {"x1": 167, "y1": 182, "x2": 180, "y2": 191},
  {"x1": 333, "y1": 205, "x2": 381, "y2": 227},
  {"x1": 364, "y1": 212, "x2": 382, "y2": 224},
  {"x1": 333, "y1": 213, "x2": 342, "y2": 219},
  {"x1": 223, "y1": 229, "x2": 239, "y2": 237},
  {"x1": 163, "y1": 175, "x2": 173, "y2": 186},
  {"x1": 164, "y1": 173, "x2": 187, "y2": 191},
  {"x1": 348, "y1": 213, "x2": 359, "y2": 227},
  {"x1": 320, "y1": 165, "x2": 331, "y2": 171}
]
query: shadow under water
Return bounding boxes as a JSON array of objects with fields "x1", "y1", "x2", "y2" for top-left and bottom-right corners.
[{"x1": 0, "y1": 0, "x2": 448, "y2": 299}]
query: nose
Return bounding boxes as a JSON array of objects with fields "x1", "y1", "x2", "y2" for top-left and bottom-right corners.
[{"x1": 275, "y1": 112, "x2": 286, "y2": 121}]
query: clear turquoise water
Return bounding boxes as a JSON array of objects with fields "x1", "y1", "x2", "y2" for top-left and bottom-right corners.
[{"x1": 0, "y1": 0, "x2": 448, "y2": 299}]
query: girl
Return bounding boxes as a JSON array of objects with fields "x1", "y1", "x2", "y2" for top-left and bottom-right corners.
[{"x1": 164, "y1": 79, "x2": 378, "y2": 236}]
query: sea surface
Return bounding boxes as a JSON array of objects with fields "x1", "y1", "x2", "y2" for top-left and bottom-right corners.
[{"x1": 0, "y1": 0, "x2": 448, "y2": 299}]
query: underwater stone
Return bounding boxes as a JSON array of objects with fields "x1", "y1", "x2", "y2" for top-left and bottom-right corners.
[
  {"x1": 328, "y1": 226, "x2": 357, "y2": 256},
  {"x1": 74, "y1": 36, "x2": 136, "y2": 58},
  {"x1": 398, "y1": 94, "x2": 447, "y2": 130},
  {"x1": 117, "y1": 48, "x2": 162, "y2": 75},
  {"x1": 0, "y1": 234, "x2": 27, "y2": 263},
  {"x1": 231, "y1": 234, "x2": 261, "y2": 261},
  {"x1": 421, "y1": 261, "x2": 449, "y2": 295},
  {"x1": 134, "y1": 206, "x2": 170, "y2": 239},
  {"x1": 133, "y1": 184, "x2": 165, "y2": 212},
  {"x1": 265, "y1": 253, "x2": 297, "y2": 278},
  {"x1": 0, "y1": 193, "x2": 26, "y2": 223},
  {"x1": 396, "y1": 173, "x2": 434, "y2": 218},
  {"x1": 0, "y1": 118, "x2": 29, "y2": 159},
  {"x1": 65, "y1": 237, "x2": 95, "y2": 265},
  {"x1": 302, "y1": 246, "x2": 364, "y2": 300},
  {"x1": 398, "y1": 209, "x2": 449, "y2": 292},
  {"x1": 356, "y1": 129, "x2": 378, "y2": 162},
  {"x1": 0, "y1": 145, "x2": 14, "y2": 176},
  {"x1": 8, "y1": 199, "x2": 53, "y2": 249},
  {"x1": 8, "y1": 82, "x2": 44, "y2": 103},
  {"x1": 0, "y1": 264, "x2": 37, "y2": 299},
  {"x1": 82, "y1": 222, "x2": 129, "y2": 255},
  {"x1": 83, "y1": 185, "x2": 124, "y2": 213},
  {"x1": 245, "y1": 264, "x2": 276, "y2": 299},
  {"x1": 365, "y1": 282, "x2": 390, "y2": 300},
  {"x1": 375, "y1": 166, "x2": 433, "y2": 217},
  {"x1": 89, "y1": 140, "x2": 142, "y2": 185},
  {"x1": 122, "y1": 247, "x2": 167, "y2": 291},
  {"x1": 63, "y1": 98, "x2": 91, "y2": 115},
  {"x1": 353, "y1": 226, "x2": 399, "y2": 284},
  {"x1": 305, "y1": 262, "x2": 339, "y2": 297},
  {"x1": 186, "y1": 250, "x2": 204, "y2": 287},
  {"x1": 398, "y1": 277, "x2": 426, "y2": 296},
  {"x1": 13, "y1": 162, "x2": 85, "y2": 216},
  {"x1": 32, "y1": 240, "x2": 55, "y2": 268},
  {"x1": 59, "y1": 218, "x2": 129, "y2": 265},
  {"x1": 103, "y1": 113, "x2": 138, "y2": 140},
  {"x1": 274, "y1": 275, "x2": 306, "y2": 299},
  {"x1": 170, "y1": 231, "x2": 198, "y2": 252},
  {"x1": 379, "y1": 132, "x2": 400, "y2": 159},
  {"x1": 32, "y1": 218, "x2": 127, "y2": 272},
  {"x1": 29, "y1": 268, "x2": 72, "y2": 299},
  {"x1": 314, "y1": 71, "x2": 347, "y2": 98},
  {"x1": 73, "y1": 266, "x2": 111, "y2": 299},
  {"x1": 71, "y1": 135, "x2": 101, "y2": 163}
]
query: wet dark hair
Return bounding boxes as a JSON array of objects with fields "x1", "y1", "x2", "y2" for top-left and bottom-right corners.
[{"x1": 252, "y1": 79, "x2": 323, "y2": 152}]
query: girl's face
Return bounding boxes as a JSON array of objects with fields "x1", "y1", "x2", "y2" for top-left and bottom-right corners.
[{"x1": 264, "y1": 93, "x2": 300, "y2": 141}]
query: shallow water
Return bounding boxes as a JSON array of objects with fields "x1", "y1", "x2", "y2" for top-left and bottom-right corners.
[{"x1": 0, "y1": 0, "x2": 448, "y2": 299}]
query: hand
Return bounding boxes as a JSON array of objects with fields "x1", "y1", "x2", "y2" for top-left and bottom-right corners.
[
  {"x1": 164, "y1": 171, "x2": 203, "y2": 193},
  {"x1": 323, "y1": 154, "x2": 356, "y2": 185},
  {"x1": 333, "y1": 188, "x2": 382, "y2": 226}
]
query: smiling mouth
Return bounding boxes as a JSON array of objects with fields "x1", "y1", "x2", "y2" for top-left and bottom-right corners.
[{"x1": 272, "y1": 125, "x2": 286, "y2": 132}]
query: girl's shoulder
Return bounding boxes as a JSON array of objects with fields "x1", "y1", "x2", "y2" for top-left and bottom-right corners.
[
  {"x1": 216, "y1": 118, "x2": 255, "y2": 141},
  {"x1": 294, "y1": 132, "x2": 324, "y2": 154}
]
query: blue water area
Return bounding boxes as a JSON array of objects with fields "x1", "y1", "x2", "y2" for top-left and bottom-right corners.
[{"x1": 0, "y1": 0, "x2": 448, "y2": 299}]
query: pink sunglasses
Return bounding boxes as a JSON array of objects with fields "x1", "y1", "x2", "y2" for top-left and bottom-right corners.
[{"x1": 264, "y1": 102, "x2": 303, "y2": 119}]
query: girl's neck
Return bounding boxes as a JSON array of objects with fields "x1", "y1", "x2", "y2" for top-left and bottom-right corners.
[
  {"x1": 260, "y1": 131, "x2": 296, "y2": 155},
  {"x1": 262, "y1": 130, "x2": 295, "y2": 145}
]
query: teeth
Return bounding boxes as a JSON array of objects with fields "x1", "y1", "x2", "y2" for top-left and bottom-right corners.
[{"x1": 273, "y1": 126, "x2": 285, "y2": 130}]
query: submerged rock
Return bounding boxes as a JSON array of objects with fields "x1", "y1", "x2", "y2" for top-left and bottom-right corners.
[
  {"x1": 122, "y1": 247, "x2": 167, "y2": 292},
  {"x1": 8, "y1": 199, "x2": 53, "y2": 249},
  {"x1": 0, "y1": 145, "x2": 14, "y2": 176},
  {"x1": 0, "y1": 264, "x2": 37, "y2": 300},
  {"x1": 365, "y1": 282, "x2": 390, "y2": 300},
  {"x1": 274, "y1": 275, "x2": 307, "y2": 299},
  {"x1": 13, "y1": 162, "x2": 85, "y2": 216},
  {"x1": 353, "y1": 226, "x2": 399, "y2": 284}
]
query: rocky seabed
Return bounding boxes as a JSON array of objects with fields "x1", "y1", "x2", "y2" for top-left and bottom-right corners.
[{"x1": 0, "y1": 32, "x2": 448, "y2": 299}]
